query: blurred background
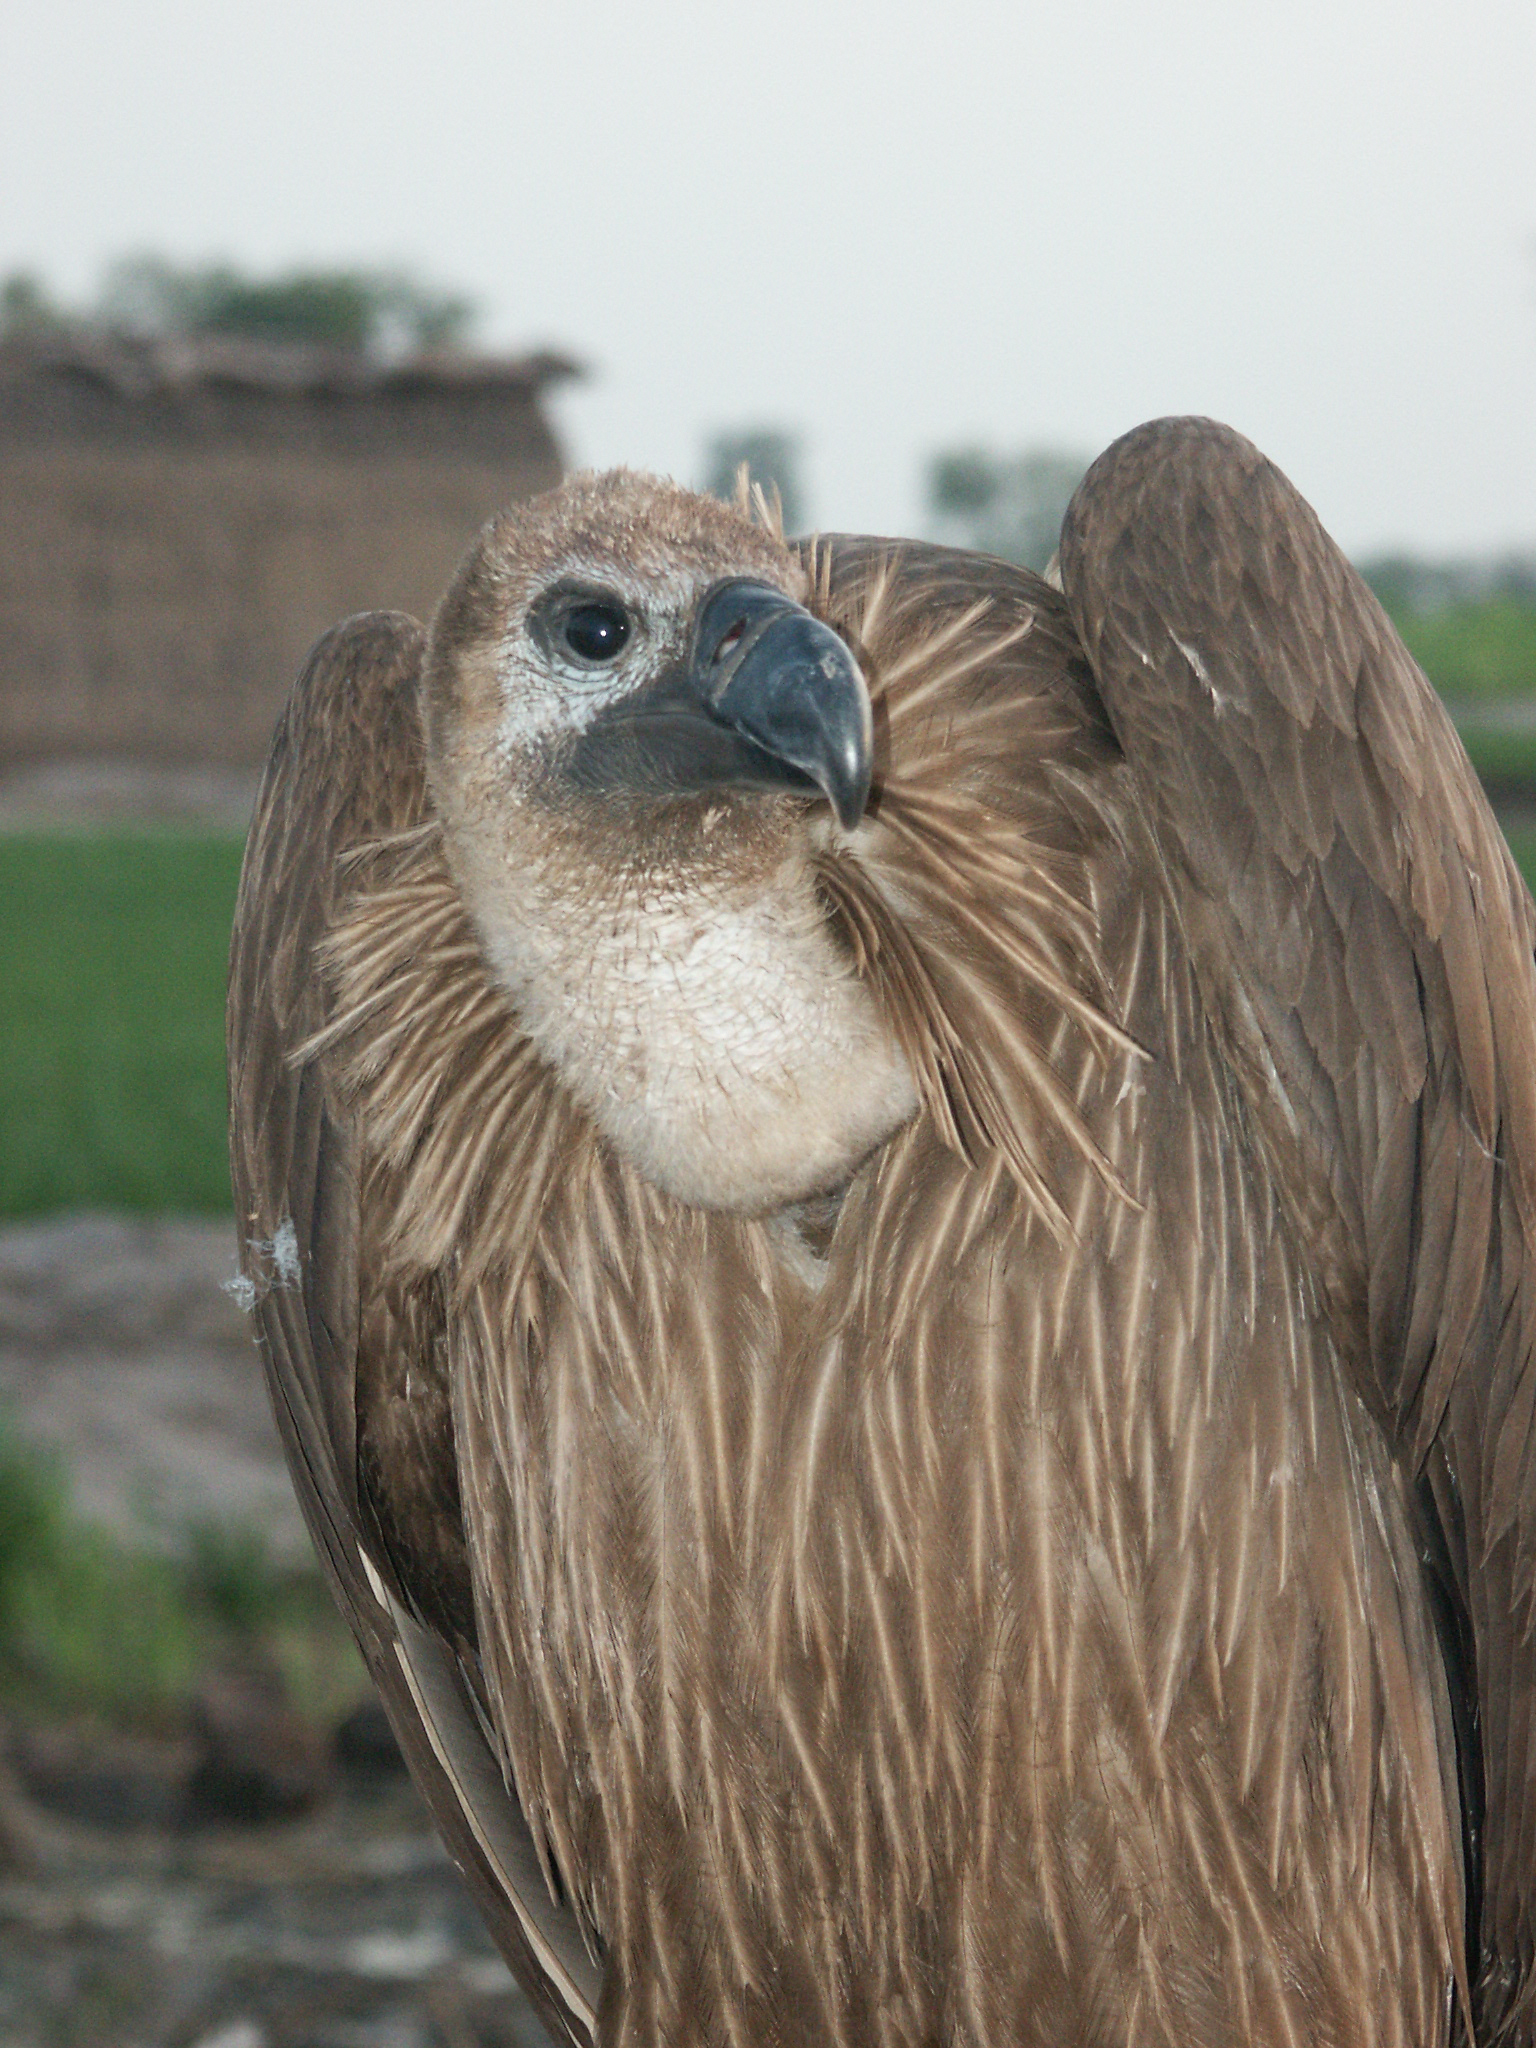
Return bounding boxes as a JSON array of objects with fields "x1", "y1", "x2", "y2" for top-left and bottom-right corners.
[{"x1": 1, "y1": 0, "x2": 1533, "y2": 2042}]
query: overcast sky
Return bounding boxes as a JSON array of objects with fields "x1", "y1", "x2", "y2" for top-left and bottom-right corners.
[{"x1": 5, "y1": 0, "x2": 1533, "y2": 555}]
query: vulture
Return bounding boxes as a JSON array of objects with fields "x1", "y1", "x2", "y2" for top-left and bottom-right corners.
[{"x1": 228, "y1": 416, "x2": 1536, "y2": 2048}]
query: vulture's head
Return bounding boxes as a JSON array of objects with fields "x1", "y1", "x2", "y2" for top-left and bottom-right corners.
[{"x1": 423, "y1": 471, "x2": 919, "y2": 1215}]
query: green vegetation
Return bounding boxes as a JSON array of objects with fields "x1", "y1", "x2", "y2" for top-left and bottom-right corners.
[
  {"x1": 0, "y1": 271, "x2": 66, "y2": 341},
  {"x1": 1, "y1": 256, "x2": 476, "y2": 355},
  {"x1": 0, "y1": 832, "x2": 243, "y2": 1218},
  {"x1": 97, "y1": 254, "x2": 475, "y2": 354},
  {"x1": 0, "y1": 1421, "x2": 194, "y2": 1722},
  {"x1": 1502, "y1": 824, "x2": 1536, "y2": 886},
  {"x1": 1367, "y1": 588, "x2": 1536, "y2": 785},
  {"x1": 0, "y1": 1408, "x2": 364, "y2": 1729},
  {"x1": 1391, "y1": 599, "x2": 1536, "y2": 708},
  {"x1": 1446, "y1": 718, "x2": 1536, "y2": 792}
]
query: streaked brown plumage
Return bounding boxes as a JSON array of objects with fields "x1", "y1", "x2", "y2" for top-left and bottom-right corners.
[{"x1": 228, "y1": 418, "x2": 1536, "y2": 2047}]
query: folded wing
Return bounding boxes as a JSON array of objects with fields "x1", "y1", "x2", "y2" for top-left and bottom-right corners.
[
  {"x1": 1060, "y1": 417, "x2": 1536, "y2": 2032},
  {"x1": 226, "y1": 612, "x2": 600, "y2": 2048}
]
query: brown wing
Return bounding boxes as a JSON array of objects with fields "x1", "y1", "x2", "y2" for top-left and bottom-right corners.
[
  {"x1": 226, "y1": 613, "x2": 600, "y2": 2048},
  {"x1": 1059, "y1": 417, "x2": 1536, "y2": 2035}
]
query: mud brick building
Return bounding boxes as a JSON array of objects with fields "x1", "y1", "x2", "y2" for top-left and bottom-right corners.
[{"x1": 0, "y1": 332, "x2": 577, "y2": 768}]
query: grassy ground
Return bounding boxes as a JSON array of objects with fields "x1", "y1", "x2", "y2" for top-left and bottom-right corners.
[
  {"x1": 0, "y1": 1407, "x2": 365, "y2": 1730},
  {"x1": 0, "y1": 831, "x2": 243, "y2": 1218},
  {"x1": 0, "y1": 834, "x2": 372, "y2": 1730}
]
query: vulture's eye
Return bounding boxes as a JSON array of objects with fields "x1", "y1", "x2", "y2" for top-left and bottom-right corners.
[{"x1": 562, "y1": 603, "x2": 631, "y2": 665}]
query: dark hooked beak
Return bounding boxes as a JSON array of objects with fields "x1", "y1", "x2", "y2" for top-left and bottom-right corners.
[
  {"x1": 688, "y1": 581, "x2": 872, "y2": 830},
  {"x1": 564, "y1": 580, "x2": 873, "y2": 831}
]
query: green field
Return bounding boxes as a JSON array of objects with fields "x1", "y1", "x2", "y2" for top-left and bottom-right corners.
[
  {"x1": 1392, "y1": 598, "x2": 1536, "y2": 708},
  {"x1": 1504, "y1": 824, "x2": 1536, "y2": 883},
  {"x1": 0, "y1": 832, "x2": 244, "y2": 1217},
  {"x1": 1382, "y1": 595, "x2": 1536, "y2": 789},
  {"x1": 1447, "y1": 721, "x2": 1536, "y2": 792}
]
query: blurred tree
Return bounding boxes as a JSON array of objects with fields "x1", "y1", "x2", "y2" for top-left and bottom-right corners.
[
  {"x1": 926, "y1": 445, "x2": 1090, "y2": 573},
  {"x1": 0, "y1": 271, "x2": 68, "y2": 341},
  {"x1": 704, "y1": 429, "x2": 807, "y2": 534},
  {"x1": 96, "y1": 255, "x2": 475, "y2": 355}
]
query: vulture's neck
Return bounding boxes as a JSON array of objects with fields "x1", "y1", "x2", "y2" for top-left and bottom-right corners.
[{"x1": 444, "y1": 821, "x2": 920, "y2": 1215}]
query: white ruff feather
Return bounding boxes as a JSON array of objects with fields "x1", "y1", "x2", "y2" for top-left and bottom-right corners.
[{"x1": 453, "y1": 823, "x2": 919, "y2": 1213}]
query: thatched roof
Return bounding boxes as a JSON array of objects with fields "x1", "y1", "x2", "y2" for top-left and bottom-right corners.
[
  {"x1": 0, "y1": 330, "x2": 583, "y2": 459},
  {"x1": 0, "y1": 328, "x2": 581, "y2": 400}
]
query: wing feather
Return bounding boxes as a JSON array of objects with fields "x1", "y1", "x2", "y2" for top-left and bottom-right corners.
[
  {"x1": 1060, "y1": 417, "x2": 1536, "y2": 2032},
  {"x1": 227, "y1": 613, "x2": 599, "y2": 2047}
]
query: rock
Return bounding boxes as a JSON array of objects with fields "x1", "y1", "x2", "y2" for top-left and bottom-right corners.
[
  {"x1": 10, "y1": 1720, "x2": 195, "y2": 1832},
  {"x1": 334, "y1": 1697, "x2": 408, "y2": 1789},
  {"x1": 0, "y1": 1749, "x2": 41, "y2": 1871},
  {"x1": 188, "y1": 2024, "x2": 269, "y2": 2048},
  {"x1": 0, "y1": 1762, "x2": 540, "y2": 2046},
  {"x1": 184, "y1": 1670, "x2": 333, "y2": 1825}
]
